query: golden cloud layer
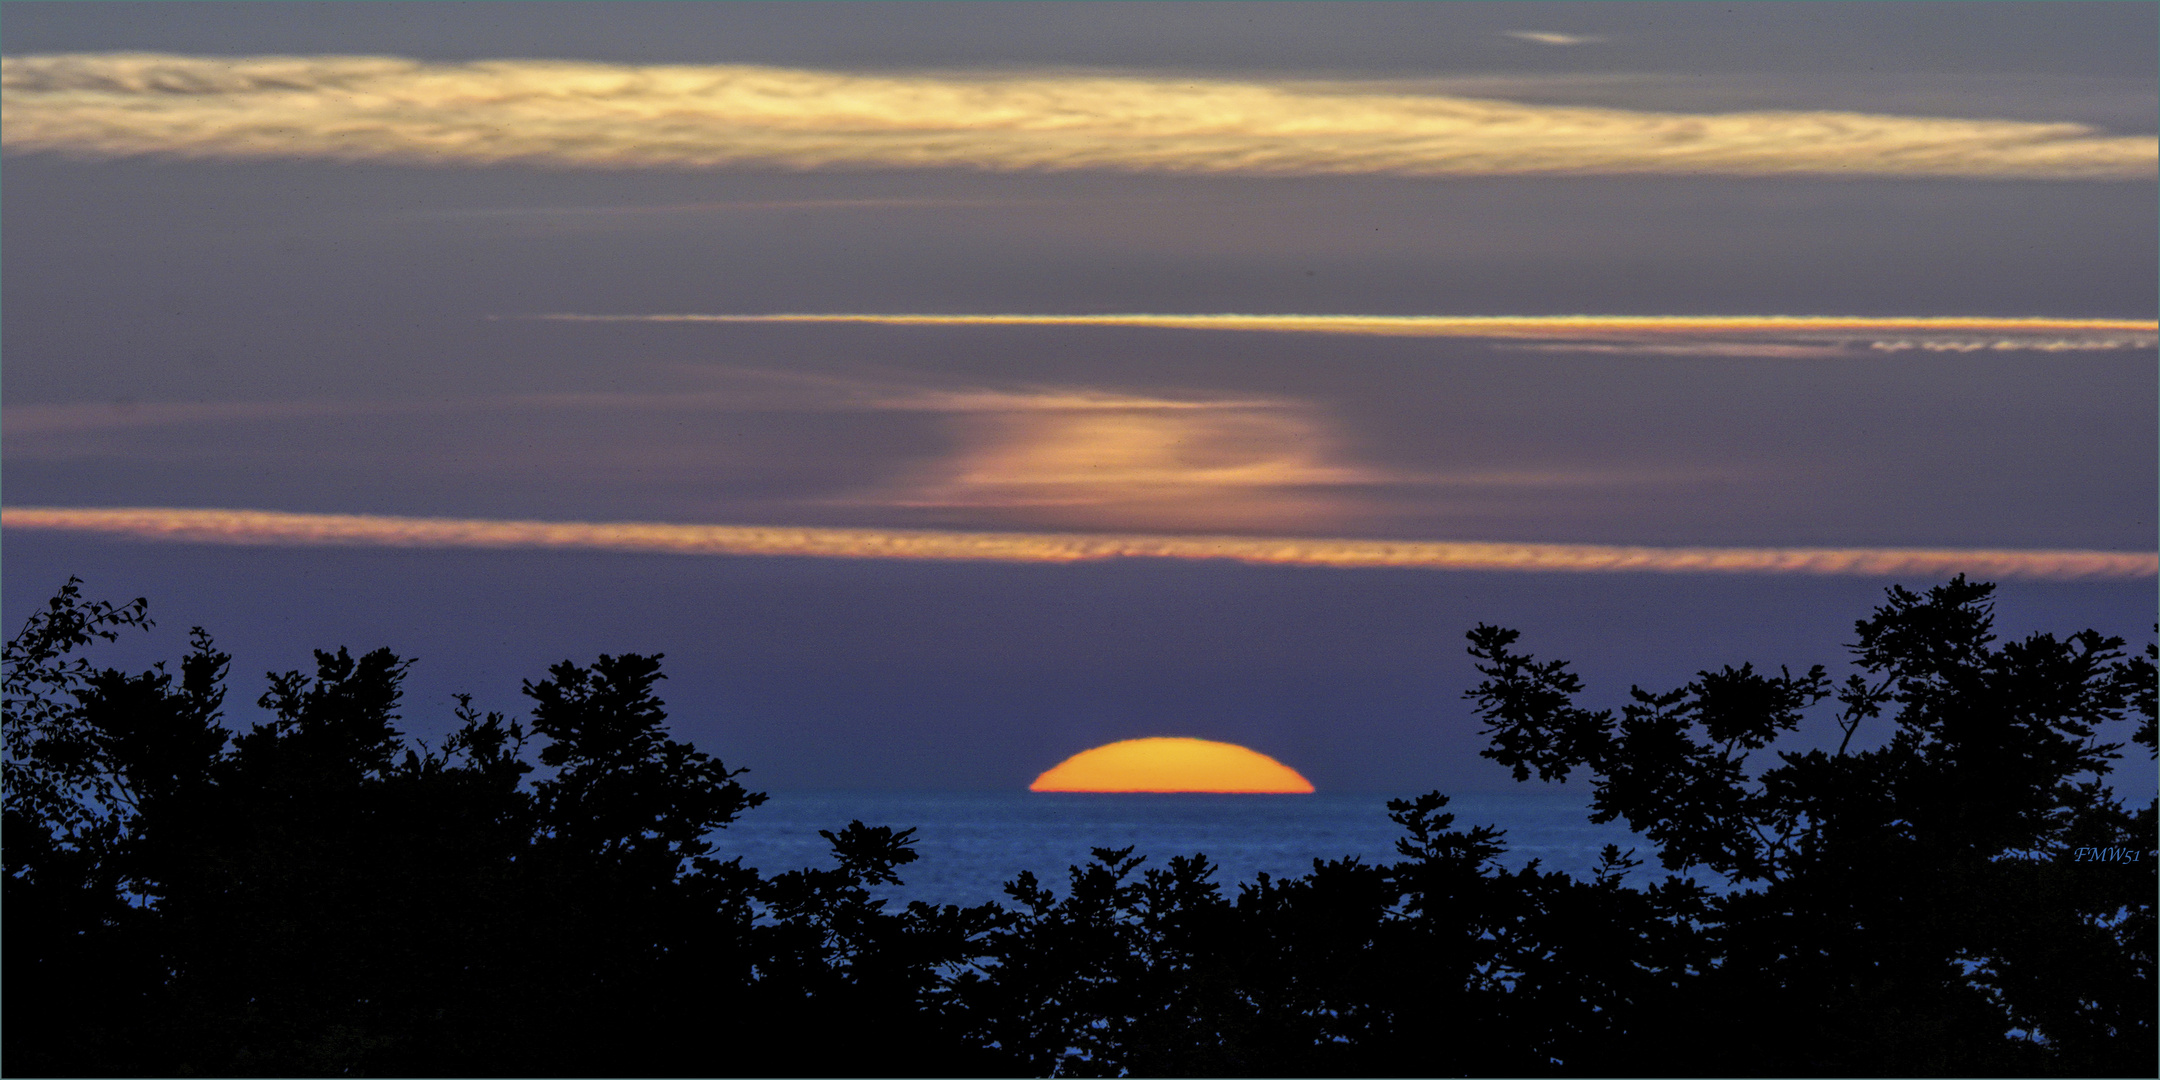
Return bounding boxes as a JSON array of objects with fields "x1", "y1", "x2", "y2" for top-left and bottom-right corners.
[
  {"x1": 5, "y1": 53, "x2": 2153, "y2": 179},
  {"x1": 535, "y1": 312, "x2": 2159, "y2": 341},
  {"x1": 4, "y1": 507, "x2": 2150, "y2": 581}
]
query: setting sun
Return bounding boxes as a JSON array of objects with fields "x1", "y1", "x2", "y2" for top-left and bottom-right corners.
[{"x1": 1028, "y1": 737, "x2": 1315, "y2": 793}]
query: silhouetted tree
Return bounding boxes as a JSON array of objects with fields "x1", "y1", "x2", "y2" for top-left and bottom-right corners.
[
  {"x1": 2, "y1": 578, "x2": 1001, "y2": 1076},
  {"x1": 940, "y1": 576, "x2": 2152, "y2": 1077},
  {"x1": 5, "y1": 575, "x2": 2151, "y2": 1077},
  {"x1": 1459, "y1": 576, "x2": 2154, "y2": 1075}
]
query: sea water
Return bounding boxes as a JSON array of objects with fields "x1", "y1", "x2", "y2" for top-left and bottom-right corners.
[{"x1": 705, "y1": 789, "x2": 1654, "y2": 909}]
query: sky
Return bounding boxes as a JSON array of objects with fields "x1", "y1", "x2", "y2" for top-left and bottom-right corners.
[{"x1": 3, "y1": 2, "x2": 2155, "y2": 797}]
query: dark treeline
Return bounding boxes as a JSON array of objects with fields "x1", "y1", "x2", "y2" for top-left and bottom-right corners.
[{"x1": 4, "y1": 576, "x2": 2153, "y2": 1077}]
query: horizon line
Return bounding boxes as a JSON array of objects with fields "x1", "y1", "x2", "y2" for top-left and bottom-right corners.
[{"x1": 3, "y1": 506, "x2": 2151, "y2": 581}]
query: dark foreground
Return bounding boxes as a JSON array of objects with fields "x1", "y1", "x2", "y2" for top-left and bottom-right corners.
[{"x1": 5, "y1": 577, "x2": 2153, "y2": 1076}]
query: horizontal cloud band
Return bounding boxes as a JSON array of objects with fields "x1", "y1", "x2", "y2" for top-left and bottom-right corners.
[
  {"x1": 534, "y1": 312, "x2": 2159, "y2": 341},
  {"x1": 4, "y1": 53, "x2": 2153, "y2": 179},
  {"x1": 4, "y1": 507, "x2": 2150, "y2": 581}
]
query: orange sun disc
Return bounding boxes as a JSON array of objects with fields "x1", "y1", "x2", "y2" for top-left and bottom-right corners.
[{"x1": 1028, "y1": 737, "x2": 1315, "y2": 793}]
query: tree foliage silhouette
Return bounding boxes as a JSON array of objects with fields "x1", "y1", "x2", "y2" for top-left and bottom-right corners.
[
  {"x1": 1457, "y1": 577, "x2": 2154, "y2": 1075},
  {"x1": 2, "y1": 578, "x2": 1001, "y2": 1076},
  {"x1": 4, "y1": 574, "x2": 2151, "y2": 1077}
]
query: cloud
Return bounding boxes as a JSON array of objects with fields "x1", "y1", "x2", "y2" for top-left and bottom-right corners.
[
  {"x1": 531, "y1": 312, "x2": 2157, "y2": 338},
  {"x1": 662, "y1": 374, "x2": 1392, "y2": 531},
  {"x1": 1500, "y1": 336, "x2": 2160, "y2": 358},
  {"x1": 1504, "y1": 31, "x2": 1606, "y2": 47},
  {"x1": 4, "y1": 506, "x2": 2149, "y2": 581},
  {"x1": 1865, "y1": 338, "x2": 2155, "y2": 353},
  {"x1": 520, "y1": 373, "x2": 1395, "y2": 532},
  {"x1": 502, "y1": 369, "x2": 1291, "y2": 418},
  {"x1": 2, "y1": 370, "x2": 1690, "y2": 533},
  {"x1": 0, "y1": 375, "x2": 1234, "y2": 439},
  {"x1": 5, "y1": 53, "x2": 2152, "y2": 179},
  {"x1": 531, "y1": 312, "x2": 2159, "y2": 355},
  {"x1": 1500, "y1": 341, "x2": 1859, "y2": 359},
  {"x1": 858, "y1": 403, "x2": 1388, "y2": 532},
  {"x1": 828, "y1": 382, "x2": 1283, "y2": 415}
]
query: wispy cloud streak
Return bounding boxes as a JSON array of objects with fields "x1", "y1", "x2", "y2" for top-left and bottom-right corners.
[
  {"x1": 1504, "y1": 31, "x2": 1606, "y2": 47},
  {"x1": 531, "y1": 312, "x2": 2159, "y2": 354},
  {"x1": 5, "y1": 54, "x2": 2152, "y2": 179},
  {"x1": 5, "y1": 507, "x2": 2149, "y2": 581},
  {"x1": 533, "y1": 312, "x2": 2156, "y2": 337}
]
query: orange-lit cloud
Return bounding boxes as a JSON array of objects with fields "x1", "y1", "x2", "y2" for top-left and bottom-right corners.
[
  {"x1": 1504, "y1": 31, "x2": 1606, "y2": 47},
  {"x1": 4, "y1": 507, "x2": 2150, "y2": 581},
  {"x1": 589, "y1": 373, "x2": 1392, "y2": 531},
  {"x1": 854, "y1": 393, "x2": 1386, "y2": 532},
  {"x1": 1030, "y1": 737, "x2": 1315, "y2": 794},
  {"x1": 0, "y1": 376, "x2": 1658, "y2": 534},
  {"x1": 531, "y1": 312, "x2": 2159, "y2": 354},
  {"x1": 5, "y1": 54, "x2": 2152, "y2": 179},
  {"x1": 845, "y1": 385, "x2": 1281, "y2": 415}
]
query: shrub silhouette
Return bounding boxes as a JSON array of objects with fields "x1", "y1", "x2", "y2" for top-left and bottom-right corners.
[{"x1": 4, "y1": 575, "x2": 2151, "y2": 1077}]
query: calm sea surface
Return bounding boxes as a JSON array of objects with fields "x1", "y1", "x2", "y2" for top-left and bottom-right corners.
[{"x1": 705, "y1": 790, "x2": 1650, "y2": 908}]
